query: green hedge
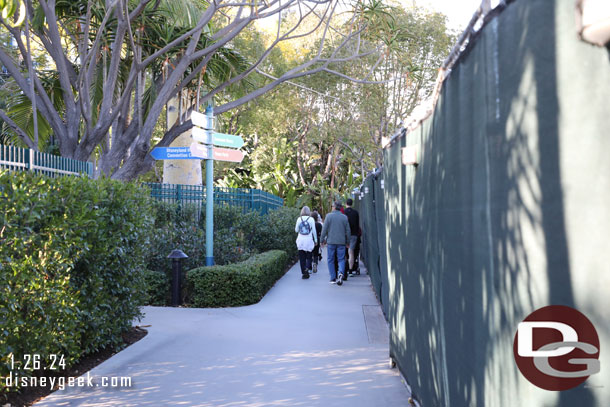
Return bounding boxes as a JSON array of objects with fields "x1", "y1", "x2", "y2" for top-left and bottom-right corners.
[
  {"x1": 251, "y1": 207, "x2": 300, "y2": 259},
  {"x1": 145, "y1": 204, "x2": 299, "y2": 275},
  {"x1": 142, "y1": 270, "x2": 170, "y2": 306},
  {"x1": 141, "y1": 204, "x2": 299, "y2": 307},
  {"x1": 0, "y1": 171, "x2": 154, "y2": 391},
  {"x1": 186, "y1": 250, "x2": 289, "y2": 307},
  {"x1": 207, "y1": 205, "x2": 260, "y2": 265}
]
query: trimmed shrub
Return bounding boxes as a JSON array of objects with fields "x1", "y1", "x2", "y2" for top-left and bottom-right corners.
[
  {"x1": 0, "y1": 171, "x2": 154, "y2": 391},
  {"x1": 205, "y1": 204, "x2": 260, "y2": 265},
  {"x1": 146, "y1": 203, "x2": 257, "y2": 273},
  {"x1": 144, "y1": 202, "x2": 299, "y2": 307},
  {"x1": 254, "y1": 207, "x2": 300, "y2": 258},
  {"x1": 186, "y1": 250, "x2": 289, "y2": 307},
  {"x1": 142, "y1": 270, "x2": 169, "y2": 306}
]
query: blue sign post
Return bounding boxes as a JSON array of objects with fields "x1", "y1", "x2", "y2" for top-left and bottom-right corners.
[
  {"x1": 152, "y1": 105, "x2": 242, "y2": 267},
  {"x1": 204, "y1": 106, "x2": 214, "y2": 266}
]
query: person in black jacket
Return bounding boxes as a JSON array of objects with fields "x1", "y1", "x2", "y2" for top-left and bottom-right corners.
[
  {"x1": 311, "y1": 210, "x2": 323, "y2": 273},
  {"x1": 344, "y1": 198, "x2": 360, "y2": 273}
]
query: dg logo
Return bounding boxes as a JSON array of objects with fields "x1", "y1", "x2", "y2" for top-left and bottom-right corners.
[{"x1": 513, "y1": 305, "x2": 600, "y2": 391}]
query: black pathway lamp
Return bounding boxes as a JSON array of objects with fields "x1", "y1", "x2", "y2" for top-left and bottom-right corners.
[{"x1": 168, "y1": 249, "x2": 188, "y2": 306}]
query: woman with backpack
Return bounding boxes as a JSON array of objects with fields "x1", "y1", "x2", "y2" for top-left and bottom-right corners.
[{"x1": 295, "y1": 206, "x2": 317, "y2": 279}]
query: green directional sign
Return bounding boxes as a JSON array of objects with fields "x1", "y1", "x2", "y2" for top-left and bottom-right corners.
[
  {"x1": 211, "y1": 133, "x2": 244, "y2": 148},
  {"x1": 192, "y1": 127, "x2": 244, "y2": 148}
]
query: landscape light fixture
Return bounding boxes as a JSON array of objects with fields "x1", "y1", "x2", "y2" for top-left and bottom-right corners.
[{"x1": 168, "y1": 249, "x2": 188, "y2": 306}]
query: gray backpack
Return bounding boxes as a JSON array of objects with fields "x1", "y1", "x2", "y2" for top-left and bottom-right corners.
[{"x1": 298, "y1": 216, "x2": 312, "y2": 235}]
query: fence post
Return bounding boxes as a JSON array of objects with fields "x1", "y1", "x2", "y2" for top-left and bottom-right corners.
[
  {"x1": 176, "y1": 184, "x2": 182, "y2": 213},
  {"x1": 26, "y1": 148, "x2": 33, "y2": 171}
]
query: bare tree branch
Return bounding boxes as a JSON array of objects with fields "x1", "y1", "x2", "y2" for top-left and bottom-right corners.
[
  {"x1": 255, "y1": 69, "x2": 346, "y2": 104},
  {"x1": 0, "y1": 0, "x2": 396, "y2": 179},
  {"x1": 139, "y1": 0, "x2": 222, "y2": 68},
  {"x1": 37, "y1": 0, "x2": 80, "y2": 137},
  {"x1": 0, "y1": 38, "x2": 67, "y2": 143}
]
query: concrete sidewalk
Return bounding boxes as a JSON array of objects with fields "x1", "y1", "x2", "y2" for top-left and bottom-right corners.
[{"x1": 36, "y1": 251, "x2": 411, "y2": 406}]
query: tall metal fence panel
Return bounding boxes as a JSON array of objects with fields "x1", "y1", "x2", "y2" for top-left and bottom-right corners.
[
  {"x1": 358, "y1": 1, "x2": 610, "y2": 406},
  {"x1": 0, "y1": 144, "x2": 93, "y2": 178},
  {"x1": 357, "y1": 176, "x2": 382, "y2": 303},
  {"x1": 215, "y1": 187, "x2": 284, "y2": 214},
  {"x1": 145, "y1": 183, "x2": 205, "y2": 218},
  {"x1": 145, "y1": 183, "x2": 283, "y2": 215}
]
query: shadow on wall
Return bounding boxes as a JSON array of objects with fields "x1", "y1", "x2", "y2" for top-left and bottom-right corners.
[{"x1": 378, "y1": 0, "x2": 608, "y2": 406}]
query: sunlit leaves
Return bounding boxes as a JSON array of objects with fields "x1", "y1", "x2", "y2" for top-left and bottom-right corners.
[{"x1": 0, "y1": 0, "x2": 25, "y2": 27}]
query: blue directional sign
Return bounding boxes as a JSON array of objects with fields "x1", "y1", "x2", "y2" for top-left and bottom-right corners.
[
  {"x1": 192, "y1": 127, "x2": 244, "y2": 148},
  {"x1": 150, "y1": 147, "x2": 201, "y2": 160}
]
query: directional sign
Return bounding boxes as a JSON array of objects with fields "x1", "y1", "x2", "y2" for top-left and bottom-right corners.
[
  {"x1": 192, "y1": 127, "x2": 213, "y2": 144},
  {"x1": 212, "y1": 147, "x2": 244, "y2": 163},
  {"x1": 211, "y1": 132, "x2": 244, "y2": 149},
  {"x1": 190, "y1": 111, "x2": 214, "y2": 129},
  {"x1": 190, "y1": 143, "x2": 244, "y2": 163},
  {"x1": 150, "y1": 147, "x2": 201, "y2": 160},
  {"x1": 189, "y1": 143, "x2": 211, "y2": 159},
  {"x1": 192, "y1": 127, "x2": 244, "y2": 148}
]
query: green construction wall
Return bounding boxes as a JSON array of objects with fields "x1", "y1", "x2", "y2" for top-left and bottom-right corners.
[{"x1": 359, "y1": 0, "x2": 610, "y2": 406}]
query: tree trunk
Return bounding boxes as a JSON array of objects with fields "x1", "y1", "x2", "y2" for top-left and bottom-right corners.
[{"x1": 163, "y1": 94, "x2": 202, "y2": 185}]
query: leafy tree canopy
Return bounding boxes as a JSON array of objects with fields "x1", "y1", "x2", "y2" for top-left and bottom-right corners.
[{"x1": 0, "y1": 0, "x2": 399, "y2": 180}]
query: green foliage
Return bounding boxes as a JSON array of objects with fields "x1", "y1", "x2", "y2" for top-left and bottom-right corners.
[
  {"x1": 253, "y1": 207, "x2": 300, "y2": 259},
  {"x1": 0, "y1": 171, "x2": 154, "y2": 392},
  {"x1": 215, "y1": 5, "x2": 454, "y2": 208},
  {"x1": 144, "y1": 204, "x2": 298, "y2": 306},
  {"x1": 0, "y1": 0, "x2": 24, "y2": 27},
  {"x1": 146, "y1": 200, "x2": 207, "y2": 273},
  {"x1": 207, "y1": 204, "x2": 261, "y2": 265},
  {"x1": 186, "y1": 250, "x2": 289, "y2": 307},
  {"x1": 146, "y1": 203, "x2": 255, "y2": 273},
  {"x1": 141, "y1": 270, "x2": 169, "y2": 306},
  {"x1": 146, "y1": 203, "x2": 298, "y2": 275}
]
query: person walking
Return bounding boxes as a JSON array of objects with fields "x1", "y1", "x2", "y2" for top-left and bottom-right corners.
[
  {"x1": 311, "y1": 210, "x2": 323, "y2": 273},
  {"x1": 344, "y1": 198, "x2": 360, "y2": 274},
  {"x1": 320, "y1": 201, "x2": 350, "y2": 285},
  {"x1": 295, "y1": 206, "x2": 317, "y2": 279},
  {"x1": 331, "y1": 201, "x2": 348, "y2": 281}
]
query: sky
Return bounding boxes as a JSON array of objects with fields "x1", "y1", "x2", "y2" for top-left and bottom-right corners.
[{"x1": 408, "y1": 0, "x2": 485, "y2": 30}]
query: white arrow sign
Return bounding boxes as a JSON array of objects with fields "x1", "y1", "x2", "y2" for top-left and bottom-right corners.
[
  {"x1": 190, "y1": 142, "x2": 211, "y2": 159},
  {"x1": 192, "y1": 127, "x2": 213, "y2": 144},
  {"x1": 192, "y1": 127, "x2": 244, "y2": 148},
  {"x1": 190, "y1": 111, "x2": 214, "y2": 129}
]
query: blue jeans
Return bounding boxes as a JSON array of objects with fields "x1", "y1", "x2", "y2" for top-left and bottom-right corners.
[{"x1": 326, "y1": 244, "x2": 346, "y2": 281}]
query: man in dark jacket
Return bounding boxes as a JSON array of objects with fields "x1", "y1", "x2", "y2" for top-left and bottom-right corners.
[
  {"x1": 344, "y1": 198, "x2": 360, "y2": 273},
  {"x1": 320, "y1": 201, "x2": 350, "y2": 285}
]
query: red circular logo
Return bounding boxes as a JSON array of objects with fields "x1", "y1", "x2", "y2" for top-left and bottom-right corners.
[{"x1": 513, "y1": 305, "x2": 600, "y2": 391}]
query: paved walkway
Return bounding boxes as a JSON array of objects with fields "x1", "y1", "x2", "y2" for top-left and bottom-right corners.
[{"x1": 36, "y1": 251, "x2": 411, "y2": 406}]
